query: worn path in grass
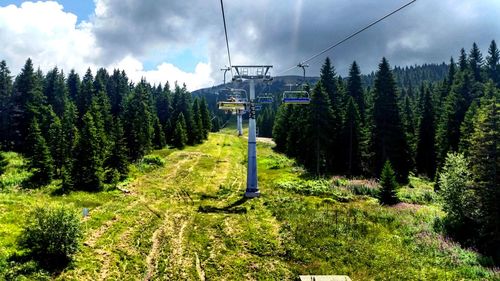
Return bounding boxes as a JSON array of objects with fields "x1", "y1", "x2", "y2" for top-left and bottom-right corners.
[{"x1": 56, "y1": 131, "x2": 293, "y2": 280}]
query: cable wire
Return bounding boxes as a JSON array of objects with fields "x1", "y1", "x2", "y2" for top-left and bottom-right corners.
[
  {"x1": 276, "y1": 0, "x2": 417, "y2": 75},
  {"x1": 220, "y1": 0, "x2": 233, "y2": 78}
]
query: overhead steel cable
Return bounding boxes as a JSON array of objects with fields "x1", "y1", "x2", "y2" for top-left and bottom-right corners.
[
  {"x1": 220, "y1": 0, "x2": 233, "y2": 78},
  {"x1": 276, "y1": 0, "x2": 417, "y2": 76}
]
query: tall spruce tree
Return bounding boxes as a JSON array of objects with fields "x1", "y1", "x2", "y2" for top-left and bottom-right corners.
[
  {"x1": 67, "y1": 69, "x2": 80, "y2": 102},
  {"x1": 272, "y1": 104, "x2": 292, "y2": 152},
  {"x1": 44, "y1": 67, "x2": 68, "y2": 117},
  {"x1": 415, "y1": 86, "x2": 437, "y2": 178},
  {"x1": 11, "y1": 59, "x2": 45, "y2": 151},
  {"x1": 72, "y1": 112, "x2": 103, "y2": 191},
  {"x1": 347, "y1": 61, "x2": 365, "y2": 122},
  {"x1": 468, "y1": 83, "x2": 499, "y2": 262},
  {"x1": 26, "y1": 118, "x2": 54, "y2": 185},
  {"x1": 309, "y1": 81, "x2": 334, "y2": 175},
  {"x1": 192, "y1": 98, "x2": 203, "y2": 144},
  {"x1": 78, "y1": 69, "x2": 94, "y2": 117},
  {"x1": 200, "y1": 97, "x2": 212, "y2": 139},
  {"x1": 152, "y1": 115, "x2": 166, "y2": 149},
  {"x1": 459, "y1": 101, "x2": 479, "y2": 155},
  {"x1": 0, "y1": 60, "x2": 13, "y2": 149},
  {"x1": 342, "y1": 96, "x2": 362, "y2": 175},
  {"x1": 173, "y1": 112, "x2": 188, "y2": 149},
  {"x1": 459, "y1": 48, "x2": 468, "y2": 72},
  {"x1": 371, "y1": 58, "x2": 410, "y2": 183},
  {"x1": 60, "y1": 102, "x2": 78, "y2": 190},
  {"x1": 435, "y1": 71, "x2": 472, "y2": 167},
  {"x1": 105, "y1": 117, "x2": 129, "y2": 181},
  {"x1": 320, "y1": 57, "x2": 343, "y2": 172},
  {"x1": 124, "y1": 80, "x2": 153, "y2": 160},
  {"x1": 469, "y1": 42, "x2": 484, "y2": 82},
  {"x1": 486, "y1": 40, "x2": 500, "y2": 86}
]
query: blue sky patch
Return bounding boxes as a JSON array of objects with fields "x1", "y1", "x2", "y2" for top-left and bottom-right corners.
[{"x1": 2, "y1": 0, "x2": 95, "y2": 23}]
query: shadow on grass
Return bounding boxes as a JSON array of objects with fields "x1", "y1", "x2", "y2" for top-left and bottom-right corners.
[
  {"x1": 7, "y1": 252, "x2": 72, "y2": 278},
  {"x1": 198, "y1": 196, "x2": 249, "y2": 214}
]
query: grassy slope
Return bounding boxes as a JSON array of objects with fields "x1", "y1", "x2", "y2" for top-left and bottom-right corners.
[{"x1": 0, "y1": 132, "x2": 499, "y2": 280}]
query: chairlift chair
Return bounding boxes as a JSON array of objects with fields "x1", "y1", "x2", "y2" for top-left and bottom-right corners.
[
  {"x1": 256, "y1": 95, "x2": 274, "y2": 104},
  {"x1": 282, "y1": 90, "x2": 310, "y2": 104}
]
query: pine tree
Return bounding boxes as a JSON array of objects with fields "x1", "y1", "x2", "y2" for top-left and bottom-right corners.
[
  {"x1": 401, "y1": 94, "x2": 417, "y2": 165},
  {"x1": 107, "y1": 69, "x2": 128, "y2": 116},
  {"x1": 44, "y1": 67, "x2": 68, "y2": 117},
  {"x1": 72, "y1": 112, "x2": 103, "y2": 191},
  {"x1": 124, "y1": 80, "x2": 153, "y2": 160},
  {"x1": 309, "y1": 81, "x2": 334, "y2": 175},
  {"x1": 26, "y1": 118, "x2": 54, "y2": 185},
  {"x1": 47, "y1": 113, "x2": 64, "y2": 173},
  {"x1": 459, "y1": 100, "x2": 479, "y2": 154},
  {"x1": 371, "y1": 58, "x2": 410, "y2": 183},
  {"x1": 77, "y1": 69, "x2": 94, "y2": 117},
  {"x1": 486, "y1": 40, "x2": 500, "y2": 86},
  {"x1": 448, "y1": 57, "x2": 456, "y2": 87},
  {"x1": 192, "y1": 98, "x2": 203, "y2": 144},
  {"x1": 200, "y1": 97, "x2": 212, "y2": 139},
  {"x1": 173, "y1": 112, "x2": 188, "y2": 149},
  {"x1": 11, "y1": 59, "x2": 45, "y2": 151},
  {"x1": 415, "y1": 86, "x2": 436, "y2": 178},
  {"x1": 342, "y1": 96, "x2": 362, "y2": 175},
  {"x1": 320, "y1": 57, "x2": 343, "y2": 172},
  {"x1": 468, "y1": 82, "x2": 499, "y2": 261},
  {"x1": 105, "y1": 117, "x2": 129, "y2": 181},
  {"x1": 378, "y1": 160, "x2": 399, "y2": 205},
  {"x1": 347, "y1": 61, "x2": 365, "y2": 122},
  {"x1": 152, "y1": 115, "x2": 166, "y2": 149},
  {"x1": 435, "y1": 71, "x2": 472, "y2": 167},
  {"x1": 459, "y1": 48, "x2": 468, "y2": 72},
  {"x1": 469, "y1": 42, "x2": 484, "y2": 82},
  {"x1": 60, "y1": 102, "x2": 78, "y2": 190},
  {"x1": 272, "y1": 104, "x2": 292, "y2": 152},
  {"x1": 67, "y1": 70, "x2": 80, "y2": 102},
  {"x1": 0, "y1": 60, "x2": 13, "y2": 149}
]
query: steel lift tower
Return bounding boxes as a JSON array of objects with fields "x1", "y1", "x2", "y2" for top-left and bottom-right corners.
[{"x1": 232, "y1": 65, "x2": 272, "y2": 198}]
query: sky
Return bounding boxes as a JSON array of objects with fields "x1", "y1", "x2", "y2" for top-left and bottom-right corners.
[{"x1": 1, "y1": 0, "x2": 500, "y2": 91}]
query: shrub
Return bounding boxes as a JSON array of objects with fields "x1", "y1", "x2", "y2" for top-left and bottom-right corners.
[
  {"x1": 19, "y1": 205, "x2": 83, "y2": 269},
  {"x1": 378, "y1": 160, "x2": 399, "y2": 205},
  {"x1": 142, "y1": 155, "x2": 165, "y2": 167}
]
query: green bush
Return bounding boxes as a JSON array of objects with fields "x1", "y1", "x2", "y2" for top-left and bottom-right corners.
[
  {"x1": 142, "y1": 155, "x2": 165, "y2": 167},
  {"x1": 19, "y1": 205, "x2": 83, "y2": 268}
]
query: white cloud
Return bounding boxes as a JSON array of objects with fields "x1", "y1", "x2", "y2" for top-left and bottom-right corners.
[
  {"x1": 0, "y1": 1, "x2": 215, "y2": 91},
  {"x1": 113, "y1": 56, "x2": 214, "y2": 91},
  {"x1": 0, "y1": 1, "x2": 99, "y2": 75}
]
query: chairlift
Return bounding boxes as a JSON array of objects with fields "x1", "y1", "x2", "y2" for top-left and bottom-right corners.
[
  {"x1": 218, "y1": 101, "x2": 247, "y2": 111},
  {"x1": 282, "y1": 91, "x2": 311, "y2": 104},
  {"x1": 256, "y1": 95, "x2": 274, "y2": 104}
]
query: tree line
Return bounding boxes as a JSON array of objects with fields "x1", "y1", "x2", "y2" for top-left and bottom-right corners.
[
  {"x1": 272, "y1": 40, "x2": 499, "y2": 263},
  {"x1": 0, "y1": 59, "x2": 212, "y2": 190}
]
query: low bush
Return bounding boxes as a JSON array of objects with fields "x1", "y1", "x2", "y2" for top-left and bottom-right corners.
[
  {"x1": 142, "y1": 155, "x2": 165, "y2": 167},
  {"x1": 19, "y1": 205, "x2": 83, "y2": 269}
]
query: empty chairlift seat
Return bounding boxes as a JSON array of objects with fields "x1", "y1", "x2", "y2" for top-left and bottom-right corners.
[
  {"x1": 282, "y1": 91, "x2": 310, "y2": 104},
  {"x1": 256, "y1": 96, "x2": 274, "y2": 104}
]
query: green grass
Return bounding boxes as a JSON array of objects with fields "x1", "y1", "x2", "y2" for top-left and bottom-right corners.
[{"x1": 0, "y1": 132, "x2": 499, "y2": 280}]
